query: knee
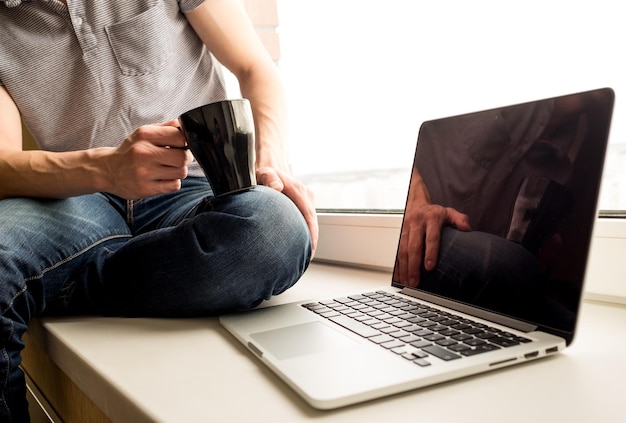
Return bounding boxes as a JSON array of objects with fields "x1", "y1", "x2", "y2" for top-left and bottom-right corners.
[
  {"x1": 253, "y1": 186, "x2": 312, "y2": 248},
  {"x1": 427, "y1": 228, "x2": 540, "y2": 307},
  {"x1": 190, "y1": 186, "x2": 313, "y2": 313},
  {"x1": 237, "y1": 186, "x2": 312, "y2": 299}
]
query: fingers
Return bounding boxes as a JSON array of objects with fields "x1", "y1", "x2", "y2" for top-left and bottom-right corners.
[
  {"x1": 155, "y1": 118, "x2": 181, "y2": 128},
  {"x1": 131, "y1": 121, "x2": 187, "y2": 149},
  {"x1": 256, "y1": 167, "x2": 284, "y2": 191},
  {"x1": 446, "y1": 207, "x2": 472, "y2": 231},
  {"x1": 110, "y1": 121, "x2": 192, "y2": 199},
  {"x1": 130, "y1": 122, "x2": 192, "y2": 171},
  {"x1": 282, "y1": 172, "x2": 319, "y2": 256},
  {"x1": 397, "y1": 204, "x2": 465, "y2": 287},
  {"x1": 407, "y1": 224, "x2": 424, "y2": 286},
  {"x1": 422, "y1": 218, "x2": 441, "y2": 272}
]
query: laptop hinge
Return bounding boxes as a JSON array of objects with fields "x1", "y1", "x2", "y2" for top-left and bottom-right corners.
[{"x1": 400, "y1": 287, "x2": 538, "y2": 333}]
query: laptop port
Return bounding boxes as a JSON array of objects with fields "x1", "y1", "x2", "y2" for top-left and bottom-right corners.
[
  {"x1": 524, "y1": 351, "x2": 539, "y2": 359},
  {"x1": 545, "y1": 346, "x2": 559, "y2": 354}
]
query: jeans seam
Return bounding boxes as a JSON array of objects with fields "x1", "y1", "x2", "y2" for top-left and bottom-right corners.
[
  {"x1": 0, "y1": 287, "x2": 27, "y2": 319},
  {"x1": 21, "y1": 234, "x2": 132, "y2": 285},
  {"x1": 0, "y1": 234, "x2": 131, "y2": 317},
  {"x1": 0, "y1": 317, "x2": 13, "y2": 418},
  {"x1": 127, "y1": 199, "x2": 137, "y2": 232}
]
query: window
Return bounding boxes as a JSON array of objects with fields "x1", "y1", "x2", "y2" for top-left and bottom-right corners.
[
  {"x1": 275, "y1": 0, "x2": 626, "y2": 214},
  {"x1": 271, "y1": 0, "x2": 626, "y2": 302}
]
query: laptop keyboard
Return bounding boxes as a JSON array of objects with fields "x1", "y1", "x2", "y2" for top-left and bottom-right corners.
[{"x1": 303, "y1": 291, "x2": 531, "y2": 367}]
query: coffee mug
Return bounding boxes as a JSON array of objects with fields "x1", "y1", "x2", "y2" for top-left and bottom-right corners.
[{"x1": 179, "y1": 99, "x2": 257, "y2": 197}]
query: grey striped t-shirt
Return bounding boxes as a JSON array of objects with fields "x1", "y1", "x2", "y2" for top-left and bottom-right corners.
[{"x1": 1, "y1": 0, "x2": 229, "y2": 177}]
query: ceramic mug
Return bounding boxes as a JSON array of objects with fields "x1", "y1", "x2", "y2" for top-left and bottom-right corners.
[{"x1": 179, "y1": 99, "x2": 256, "y2": 196}]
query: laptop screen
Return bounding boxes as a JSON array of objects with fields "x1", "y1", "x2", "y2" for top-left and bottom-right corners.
[{"x1": 392, "y1": 88, "x2": 614, "y2": 343}]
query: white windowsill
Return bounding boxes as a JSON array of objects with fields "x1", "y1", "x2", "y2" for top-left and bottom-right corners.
[{"x1": 314, "y1": 213, "x2": 626, "y2": 305}]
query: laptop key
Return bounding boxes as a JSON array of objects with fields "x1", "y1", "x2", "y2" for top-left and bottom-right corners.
[
  {"x1": 369, "y1": 322, "x2": 390, "y2": 330},
  {"x1": 410, "y1": 340, "x2": 432, "y2": 349},
  {"x1": 329, "y1": 315, "x2": 381, "y2": 338},
  {"x1": 369, "y1": 334, "x2": 395, "y2": 344},
  {"x1": 464, "y1": 338, "x2": 487, "y2": 347},
  {"x1": 422, "y1": 345, "x2": 462, "y2": 361},
  {"x1": 302, "y1": 303, "x2": 325, "y2": 311},
  {"x1": 451, "y1": 323, "x2": 472, "y2": 331},
  {"x1": 413, "y1": 329, "x2": 433, "y2": 337},
  {"x1": 452, "y1": 333, "x2": 473, "y2": 342},
  {"x1": 448, "y1": 344, "x2": 472, "y2": 352},
  {"x1": 413, "y1": 358, "x2": 431, "y2": 367},
  {"x1": 476, "y1": 331, "x2": 497, "y2": 340},
  {"x1": 489, "y1": 337, "x2": 521, "y2": 347},
  {"x1": 381, "y1": 326, "x2": 402, "y2": 335},
  {"x1": 460, "y1": 343, "x2": 501, "y2": 356},
  {"x1": 380, "y1": 339, "x2": 406, "y2": 349},
  {"x1": 398, "y1": 334, "x2": 421, "y2": 343},
  {"x1": 435, "y1": 339, "x2": 458, "y2": 347},
  {"x1": 348, "y1": 294, "x2": 367, "y2": 301}
]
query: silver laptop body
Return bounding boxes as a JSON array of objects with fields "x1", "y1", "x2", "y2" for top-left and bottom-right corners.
[{"x1": 220, "y1": 88, "x2": 615, "y2": 410}]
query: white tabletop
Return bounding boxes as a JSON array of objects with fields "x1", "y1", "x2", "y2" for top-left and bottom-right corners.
[{"x1": 29, "y1": 263, "x2": 626, "y2": 423}]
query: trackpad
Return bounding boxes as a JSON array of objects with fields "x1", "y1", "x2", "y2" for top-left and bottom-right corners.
[{"x1": 250, "y1": 322, "x2": 358, "y2": 360}]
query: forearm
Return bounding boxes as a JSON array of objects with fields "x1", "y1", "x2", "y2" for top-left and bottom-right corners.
[
  {"x1": 184, "y1": 0, "x2": 290, "y2": 170},
  {"x1": 0, "y1": 85, "x2": 111, "y2": 199},
  {"x1": 238, "y1": 63, "x2": 289, "y2": 169},
  {"x1": 0, "y1": 148, "x2": 111, "y2": 200},
  {"x1": 407, "y1": 167, "x2": 432, "y2": 206}
]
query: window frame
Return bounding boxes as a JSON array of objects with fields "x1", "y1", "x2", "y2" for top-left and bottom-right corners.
[{"x1": 314, "y1": 213, "x2": 626, "y2": 305}]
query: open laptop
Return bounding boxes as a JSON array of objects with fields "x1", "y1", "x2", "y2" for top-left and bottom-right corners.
[{"x1": 219, "y1": 88, "x2": 615, "y2": 409}]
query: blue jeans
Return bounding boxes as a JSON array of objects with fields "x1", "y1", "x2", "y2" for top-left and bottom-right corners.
[
  {"x1": 419, "y1": 227, "x2": 569, "y2": 326},
  {"x1": 0, "y1": 178, "x2": 312, "y2": 422}
]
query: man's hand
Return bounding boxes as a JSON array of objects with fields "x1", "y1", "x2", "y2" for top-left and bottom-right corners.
[
  {"x1": 104, "y1": 120, "x2": 193, "y2": 199},
  {"x1": 395, "y1": 204, "x2": 471, "y2": 288},
  {"x1": 257, "y1": 166, "x2": 319, "y2": 257}
]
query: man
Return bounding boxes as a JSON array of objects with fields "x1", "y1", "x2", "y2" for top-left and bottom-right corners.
[{"x1": 0, "y1": 0, "x2": 318, "y2": 420}]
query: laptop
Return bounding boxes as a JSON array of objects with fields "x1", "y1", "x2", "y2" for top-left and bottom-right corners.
[{"x1": 219, "y1": 88, "x2": 615, "y2": 409}]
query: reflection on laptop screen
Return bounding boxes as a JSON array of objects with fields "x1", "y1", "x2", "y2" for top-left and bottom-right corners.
[{"x1": 392, "y1": 88, "x2": 614, "y2": 341}]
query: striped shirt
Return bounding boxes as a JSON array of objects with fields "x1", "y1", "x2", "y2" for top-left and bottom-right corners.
[{"x1": 1, "y1": 0, "x2": 229, "y2": 177}]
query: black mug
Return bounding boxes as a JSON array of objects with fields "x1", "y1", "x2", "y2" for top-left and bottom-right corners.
[{"x1": 179, "y1": 99, "x2": 256, "y2": 197}]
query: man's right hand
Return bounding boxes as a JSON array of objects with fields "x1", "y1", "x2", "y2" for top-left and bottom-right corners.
[{"x1": 103, "y1": 120, "x2": 193, "y2": 200}]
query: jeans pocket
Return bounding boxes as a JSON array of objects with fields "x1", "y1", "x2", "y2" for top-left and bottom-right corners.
[{"x1": 105, "y1": 3, "x2": 173, "y2": 76}]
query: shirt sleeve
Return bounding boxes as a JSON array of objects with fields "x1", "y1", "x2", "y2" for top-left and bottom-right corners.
[
  {"x1": 178, "y1": 0, "x2": 206, "y2": 14},
  {"x1": 1, "y1": 0, "x2": 24, "y2": 8}
]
